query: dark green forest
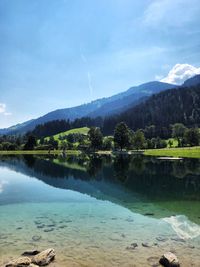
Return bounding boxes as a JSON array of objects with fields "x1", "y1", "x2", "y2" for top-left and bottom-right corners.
[{"x1": 103, "y1": 84, "x2": 200, "y2": 135}]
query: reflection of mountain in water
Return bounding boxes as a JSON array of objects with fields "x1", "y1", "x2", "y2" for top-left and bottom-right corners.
[{"x1": 0, "y1": 155, "x2": 200, "y2": 223}]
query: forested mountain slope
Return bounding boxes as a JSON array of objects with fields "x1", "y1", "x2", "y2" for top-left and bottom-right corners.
[{"x1": 103, "y1": 84, "x2": 200, "y2": 134}]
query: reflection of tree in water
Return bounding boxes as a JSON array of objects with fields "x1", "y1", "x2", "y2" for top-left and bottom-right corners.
[
  {"x1": 2, "y1": 154, "x2": 200, "y2": 201},
  {"x1": 23, "y1": 155, "x2": 36, "y2": 168},
  {"x1": 171, "y1": 159, "x2": 200, "y2": 194},
  {"x1": 185, "y1": 159, "x2": 200, "y2": 175},
  {"x1": 86, "y1": 156, "x2": 103, "y2": 178},
  {"x1": 171, "y1": 161, "x2": 189, "y2": 179},
  {"x1": 113, "y1": 155, "x2": 130, "y2": 183},
  {"x1": 129, "y1": 156, "x2": 145, "y2": 175},
  {"x1": 171, "y1": 159, "x2": 200, "y2": 179}
]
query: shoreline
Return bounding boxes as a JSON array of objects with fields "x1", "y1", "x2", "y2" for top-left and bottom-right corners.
[{"x1": 0, "y1": 146, "x2": 199, "y2": 158}]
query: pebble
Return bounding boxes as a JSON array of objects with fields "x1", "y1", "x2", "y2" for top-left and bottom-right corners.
[
  {"x1": 126, "y1": 218, "x2": 134, "y2": 222},
  {"x1": 37, "y1": 224, "x2": 45, "y2": 229},
  {"x1": 44, "y1": 228, "x2": 54, "y2": 232},
  {"x1": 171, "y1": 237, "x2": 185, "y2": 243},
  {"x1": 46, "y1": 224, "x2": 56, "y2": 227},
  {"x1": 142, "y1": 242, "x2": 151, "y2": 248},
  {"x1": 126, "y1": 242, "x2": 138, "y2": 250},
  {"x1": 32, "y1": 235, "x2": 42, "y2": 241},
  {"x1": 156, "y1": 236, "x2": 168, "y2": 242}
]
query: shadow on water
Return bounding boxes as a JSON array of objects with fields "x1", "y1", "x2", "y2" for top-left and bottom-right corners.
[{"x1": 0, "y1": 154, "x2": 200, "y2": 223}]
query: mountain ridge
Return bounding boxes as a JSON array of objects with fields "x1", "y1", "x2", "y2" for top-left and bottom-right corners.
[
  {"x1": 102, "y1": 79, "x2": 200, "y2": 135},
  {"x1": 0, "y1": 80, "x2": 177, "y2": 135}
]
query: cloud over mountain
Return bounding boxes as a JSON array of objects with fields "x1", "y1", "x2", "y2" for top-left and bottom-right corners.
[
  {"x1": 161, "y1": 64, "x2": 200, "y2": 85},
  {"x1": 0, "y1": 103, "x2": 12, "y2": 116}
]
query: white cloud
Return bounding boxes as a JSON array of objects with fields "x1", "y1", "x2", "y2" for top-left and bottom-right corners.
[
  {"x1": 0, "y1": 103, "x2": 12, "y2": 116},
  {"x1": 155, "y1": 74, "x2": 164, "y2": 80},
  {"x1": 0, "y1": 103, "x2": 6, "y2": 113},
  {"x1": 161, "y1": 64, "x2": 200, "y2": 85}
]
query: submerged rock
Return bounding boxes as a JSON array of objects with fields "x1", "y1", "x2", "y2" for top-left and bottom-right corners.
[
  {"x1": 32, "y1": 236, "x2": 41, "y2": 242},
  {"x1": 125, "y1": 217, "x2": 134, "y2": 222},
  {"x1": 159, "y1": 252, "x2": 180, "y2": 267},
  {"x1": 22, "y1": 251, "x2": 40, "y2": 256},
  {"x1": 171, "y1": 237, "x2": 185, "y2": 243},
  {"x1": 43, "y1": 228, "x2": 54, "y2": 232},
  {"x1": 156, "y1": 236, "x2": 168, "y2": 242},
  {"x1": 5, "y1": 256, "x2": 31, "y2": 267},
  {"x1": 46, "y1": 224, "x2": 56, "y2": 227},
  {"x1": 32, "y1": 248, "x2": 55, "y2": 266},
  {"x1": 144, "y1": 212, "x2": 155, "y2": 216},
  {"x1": 37, "y1": 225, "x2": 45, "y2": 229},
  {"x1": 126, "y1": 242, "x2": 138, "y2": 250},
  {"x1": 142, "y1": 242, "x2": 151, "y2": 248}
]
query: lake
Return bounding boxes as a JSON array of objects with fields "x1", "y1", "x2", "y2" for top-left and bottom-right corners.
[{"x1": 0, "y1": 154, "x2": 200, "y2": 267}]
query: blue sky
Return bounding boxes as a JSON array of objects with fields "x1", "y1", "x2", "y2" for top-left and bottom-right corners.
[{"x1": 0, "y1": 0, "x2": 200, "y2": 128}]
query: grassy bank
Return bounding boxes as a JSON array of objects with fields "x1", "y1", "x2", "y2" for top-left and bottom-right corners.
[
  {"x1": 144, "y1": 146, "x2": 200, "y2": 158},
  {"x1": 0, "y1": 146, "x2": 200, "y2": 158},
  {"x1": 0, "y1": 150, "x2": 81, "y2": 155}
]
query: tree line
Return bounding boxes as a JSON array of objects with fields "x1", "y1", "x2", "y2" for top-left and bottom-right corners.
[{"x1": 0, "y1": 121, "x2": 199, "y2": 151}]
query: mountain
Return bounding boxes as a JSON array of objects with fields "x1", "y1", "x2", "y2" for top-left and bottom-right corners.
[
  {"x1": 182, "y1": 74, "x2": 200, "y2": 87},
  {"x1": 103, "y1": 83, "x2": 200, "y2": 135},
  {"x1": 88, "y1": 81, "x2": 178, "y2": 117},
  {"x1": 0, "y1": 119, "x2": 34, "y2": 135},
  {"x1": 0, "y1": 81, "x2": 177, "y2": 135}
]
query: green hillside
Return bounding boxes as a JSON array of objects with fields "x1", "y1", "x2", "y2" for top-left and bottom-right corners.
[{"x1": 45, "y1": 127, "x2": 89, "y2": 141}]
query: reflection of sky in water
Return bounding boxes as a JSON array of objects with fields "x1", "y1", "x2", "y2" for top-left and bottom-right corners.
[{"x1": 0, "y1": 166, "x2": 96, "y2": 204}]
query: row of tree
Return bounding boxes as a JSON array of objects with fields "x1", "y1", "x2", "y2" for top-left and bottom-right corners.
[
  {"x1": 0, "y1": 122, "x2": 199, "y2": 151},
  {"x1": 87, "y1": 122, "x2": 200, "y2": 151}
]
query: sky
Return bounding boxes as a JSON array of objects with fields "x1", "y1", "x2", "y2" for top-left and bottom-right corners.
[{"x1": 0, "y1": 0, "x2": 200, "y2": 128}]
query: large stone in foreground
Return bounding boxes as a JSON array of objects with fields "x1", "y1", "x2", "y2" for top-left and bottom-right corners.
[
  {"x1": 5, "y1": 256, "x2": 31, "y2": 267},
  {"x1": 159, "y1": 252, "x2": 180, "y2": 267},
  {"x1": 32, "y1": 248, "x2": 55, "y2": 266}
]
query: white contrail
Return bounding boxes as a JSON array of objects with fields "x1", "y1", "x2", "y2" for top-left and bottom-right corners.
[
  {"x1": 80, "y1": 47, "x2": 94, "y2": 98},
  {"x1": 80, "y1": 52, "x2": 87, "y2": 64},
  {"x1": 87, "y1": 71, "x2": 93, "y2": 98}
]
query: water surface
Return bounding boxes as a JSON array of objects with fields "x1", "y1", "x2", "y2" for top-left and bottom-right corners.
[{"x1": 0, "y1": 155, "x2": 200, "y2": 266}]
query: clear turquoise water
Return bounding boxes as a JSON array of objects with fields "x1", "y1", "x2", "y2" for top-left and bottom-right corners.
[{"x1": 0, "y1": 155, "x2": 200, "y2": 266}]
